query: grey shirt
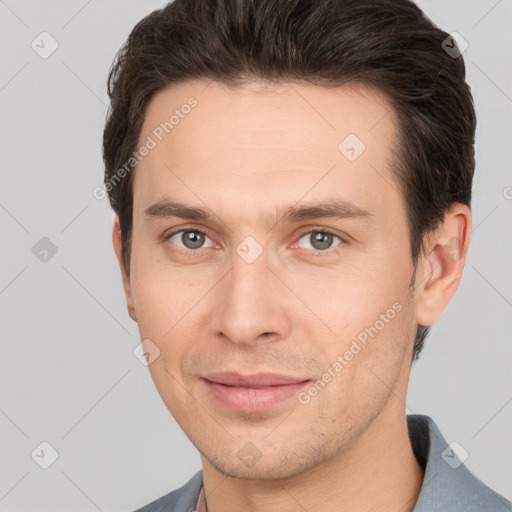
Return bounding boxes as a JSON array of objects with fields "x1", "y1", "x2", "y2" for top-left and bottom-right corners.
[{"x1": 132, "y1": 414, "x2": 511, "y2": 511}]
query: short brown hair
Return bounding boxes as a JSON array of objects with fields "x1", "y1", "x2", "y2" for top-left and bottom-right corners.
[{"x1": 102, "y1": 0, "x2": 476, "y2": 361}]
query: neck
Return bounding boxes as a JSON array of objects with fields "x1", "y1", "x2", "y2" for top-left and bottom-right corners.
[{"x1": 200, "y1": 406, "x2": 424, "y2": 512}]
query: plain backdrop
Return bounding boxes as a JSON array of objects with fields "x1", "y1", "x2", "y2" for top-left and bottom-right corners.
[{"x1": 0, "y1": 1, "x2": 511, "y2": 511}]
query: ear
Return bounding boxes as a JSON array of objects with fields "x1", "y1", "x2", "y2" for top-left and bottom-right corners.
[
  {"x1": 414, "y1": 203, "x2": 472, "y2": 327},
  {"x1": 112, "y1": 215, "x2": 138, "y2": 323}
]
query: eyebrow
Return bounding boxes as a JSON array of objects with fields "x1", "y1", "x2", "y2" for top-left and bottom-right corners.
[{"x1": 143, "y1": 197, "x2": 374, "y2": 226}]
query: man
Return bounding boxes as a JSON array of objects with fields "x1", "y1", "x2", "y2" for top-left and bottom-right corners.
[{"x1": 102, "y1": 0, "x2": 511, "y2": 510}]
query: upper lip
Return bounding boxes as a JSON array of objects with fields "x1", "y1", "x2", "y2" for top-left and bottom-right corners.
[{"x1": 203, "y1": 372, "x2": 309, "y2": 387}]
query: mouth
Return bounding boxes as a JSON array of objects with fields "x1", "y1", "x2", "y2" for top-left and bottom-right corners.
[{"x1": 201, "y1": 372, "x2": 311, "y2": 413}]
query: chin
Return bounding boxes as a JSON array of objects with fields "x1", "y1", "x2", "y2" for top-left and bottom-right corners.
[{"x1": 202, "y1": 444, "x2": 325, "y2": 481}]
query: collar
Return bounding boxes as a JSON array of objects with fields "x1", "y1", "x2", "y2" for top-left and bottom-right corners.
[
  {"x1": 196, "y1": 483, "x2": 206, "y2": 512},
  {"x1": 192, "y1": 415, "x2": 510, "y2": 511}
]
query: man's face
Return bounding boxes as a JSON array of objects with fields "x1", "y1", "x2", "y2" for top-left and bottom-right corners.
[{"x1": 122, "y1": 80, "x2": 420, "y2": 478}]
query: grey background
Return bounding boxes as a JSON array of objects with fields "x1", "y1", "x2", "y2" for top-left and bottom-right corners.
[{"x1": 0, "y1": 1, "x2": 511, "y2": 510}]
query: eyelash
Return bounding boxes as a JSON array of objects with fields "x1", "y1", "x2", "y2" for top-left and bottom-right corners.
[{"x1": 164, "y1": 227, "x2": 345, "y2": 258}]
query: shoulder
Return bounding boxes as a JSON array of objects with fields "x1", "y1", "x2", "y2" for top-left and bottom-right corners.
[
  {"x1": 131, "y1": 470, "x2": 203, "y2": 512},
  {"x1": 408, "y1": 415, "x2": 511, "y2": 512}
]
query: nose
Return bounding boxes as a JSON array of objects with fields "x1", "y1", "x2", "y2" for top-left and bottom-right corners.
[{"x1": 210, "y1": 246, "x2": 292, "y2": 346}]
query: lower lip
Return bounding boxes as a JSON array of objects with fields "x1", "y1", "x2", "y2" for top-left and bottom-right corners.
[{"x1": 203, "y1": 379, "x2": 310, "y2": 413}]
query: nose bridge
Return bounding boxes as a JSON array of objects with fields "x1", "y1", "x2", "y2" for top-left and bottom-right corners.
[{"x1": 212, "y1": 242, "x2": 289, "y2": 344}]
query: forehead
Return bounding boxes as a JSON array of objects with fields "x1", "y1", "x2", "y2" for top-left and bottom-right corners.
[{"x1": 132, "y1": 79, "x2": 403, "y2": 225}]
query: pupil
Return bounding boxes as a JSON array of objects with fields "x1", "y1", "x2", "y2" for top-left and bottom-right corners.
[
  {"x1": 312, "y1": 232, "x2": 332, "y2": 250},
  {"x1": 183, "y1": 230, "x2": 204, "y2": 249}
]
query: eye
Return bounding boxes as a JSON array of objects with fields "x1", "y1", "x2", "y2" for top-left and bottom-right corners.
[
  {"x1": 166, "y1": 229, "x2": 216, "y2": 252},
  {"x1": 295, "y1": 228, "x2": 343, "y2": 253}
]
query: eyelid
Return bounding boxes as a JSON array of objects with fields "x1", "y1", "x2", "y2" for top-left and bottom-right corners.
[
  {"x1": 295, "y1": 226, "x2": 345, "y2": 239},
  {"x1": 164, "y1": 225, "x2": 212, "y2": 240}
]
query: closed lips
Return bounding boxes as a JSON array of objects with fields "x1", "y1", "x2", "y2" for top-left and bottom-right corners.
[{"x1": 202, "y1": 372, "x2": 310, "y2": 387}]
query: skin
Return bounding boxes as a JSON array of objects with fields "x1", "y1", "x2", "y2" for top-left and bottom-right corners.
[{"x1": 112, "y1": 79, "x2": 471, "y2": 512}]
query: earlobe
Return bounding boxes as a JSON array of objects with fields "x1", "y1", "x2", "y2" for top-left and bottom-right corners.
[
  {"x1": 112, "y1": 215, "x2": 138, "y2": 323},
  {"x1": 414, "y1": 203, "x2": 471, "y2": 327}
]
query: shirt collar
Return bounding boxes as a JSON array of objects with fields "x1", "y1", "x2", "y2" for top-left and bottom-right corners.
[{"x1": 192, "y1": 415, "x2": 510, "y2": 511}]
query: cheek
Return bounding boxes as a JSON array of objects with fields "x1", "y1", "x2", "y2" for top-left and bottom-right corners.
[
  {"x1": 129, "y1": 258, "x2": 224, "y2": 382},
  {"x1": 286, "y1": 266, "x2": 414, "y2": 400},
  {"x1": 283, "y1": 260, "x2": 410, "y2": 336},
  {"x1": 130, "y1": 248, "x2": 199, "y2": 319},
  {"x1": 130, "y1": 268, "x2": 194, "y2": 355},
  {"x1": 303, "y1": 299, "x2": 414, "y2": 422}
]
